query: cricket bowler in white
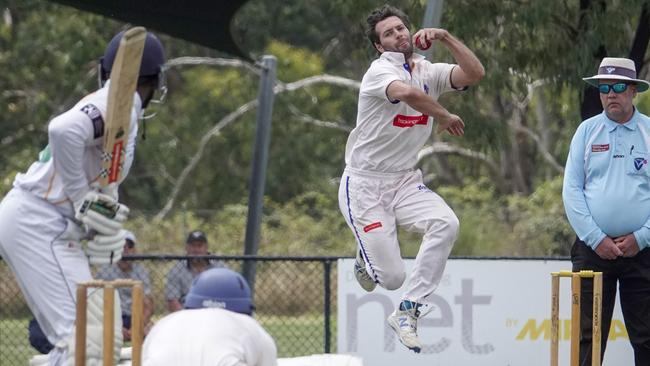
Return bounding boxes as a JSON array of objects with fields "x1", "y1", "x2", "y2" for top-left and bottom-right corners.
[
  {"x1": 0, "y1": 31, "x2": 166, "y2": 365},
  {"x1": 142, "y1": 268, "x2": 277, "y2": 366},
  {"x1": 338, "y1": 5, "x2": 484, "y2": 353}
]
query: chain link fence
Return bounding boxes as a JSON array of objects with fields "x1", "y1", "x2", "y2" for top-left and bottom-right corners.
[{"x1": 0, "y1": 255, "x2": 341, "y2": 365}]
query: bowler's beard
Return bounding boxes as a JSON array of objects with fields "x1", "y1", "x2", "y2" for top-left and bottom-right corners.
[{"x1": 383, "y1": 42, "x2": 414, "y2": 61}]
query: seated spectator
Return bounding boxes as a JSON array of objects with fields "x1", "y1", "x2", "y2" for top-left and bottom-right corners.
[
  {"x1": 96, "y1": 231, "x2": 154, "y2": 340},
  {"x1": 164, "y1": 230, "x2": 224, "y2": 312}
]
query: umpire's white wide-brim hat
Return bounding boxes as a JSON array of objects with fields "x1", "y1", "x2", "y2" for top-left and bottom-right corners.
[{"x1": 583, "y1": 57, "x2": 649, "y2": 92}]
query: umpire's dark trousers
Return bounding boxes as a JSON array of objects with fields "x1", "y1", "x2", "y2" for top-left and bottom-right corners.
[{"x1": 572, "y1": 238, "x2": 650, "y2": 366}]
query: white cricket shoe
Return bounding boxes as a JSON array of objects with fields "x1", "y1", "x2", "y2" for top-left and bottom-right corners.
[
  {"x1": 387, "y1": 307, "x2": 422, "y2": 353},
  {"x1": 354, "y1": 250, "x2": 376, "y2": 292}
]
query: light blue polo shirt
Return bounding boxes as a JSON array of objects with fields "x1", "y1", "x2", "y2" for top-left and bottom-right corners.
[{"x1": 563, "y1": 109, "x2": 650, "y2": 250}]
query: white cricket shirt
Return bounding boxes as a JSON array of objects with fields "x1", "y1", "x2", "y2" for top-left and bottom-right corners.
[
  {"x1": 13, "y1": 81, "x2": 140, "y2": 218},
  {"x1": 345, "y1": 51, "x2": 455, "y2": 173},
  {"x1": 142, "y1": 308, "x2": 277, "y2": 366}
]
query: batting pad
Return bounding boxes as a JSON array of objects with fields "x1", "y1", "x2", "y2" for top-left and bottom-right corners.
[{"x1": 278, "y1": 354, "x2": 364, "y2": 366}]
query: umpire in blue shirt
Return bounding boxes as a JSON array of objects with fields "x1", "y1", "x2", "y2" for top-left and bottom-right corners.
[{"x1": 563, "y1": 57, "x2": 650, "y2": 365}]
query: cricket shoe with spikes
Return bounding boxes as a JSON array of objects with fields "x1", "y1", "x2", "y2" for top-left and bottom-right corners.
[
  {"x1": 387, "y1": 302, "x2": 423, "y2": 353},
  {"x1": 354, "y1": 250, "x2": 376, "y2": 292}
]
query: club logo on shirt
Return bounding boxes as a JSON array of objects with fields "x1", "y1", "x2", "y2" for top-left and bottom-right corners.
[
  {"x1": 634, "y1": 157, "x2": 647, "y2": 171},
  {"x1": 393, "y1": 114, "x2": 429, "y2": 128},
  {"x1": 363, "y1": 222, "x2": 383, "y2": 233},
  {"x1": 80, "y1": 103, "x2": 105, "y2": 139},
  {"x1": 591, "y1": 144, "x2": 609, "y2": 152},
  {"x1": 417, "y1": 184, "x2": 432, "y2": 193}
]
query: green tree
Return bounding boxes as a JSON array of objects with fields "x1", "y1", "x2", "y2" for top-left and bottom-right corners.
[{"x1": 1, "y1": 0, "x2": 649, "y2": 257}]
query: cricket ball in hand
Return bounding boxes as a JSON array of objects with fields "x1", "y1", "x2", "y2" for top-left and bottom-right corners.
[{"x1": 415, "y1": 35, "x2": 431, "y2": 50}]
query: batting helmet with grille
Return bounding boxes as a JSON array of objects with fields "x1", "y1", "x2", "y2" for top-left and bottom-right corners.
[{"x1": 99, "y1": 30, "x2": 166, "y2": 85}]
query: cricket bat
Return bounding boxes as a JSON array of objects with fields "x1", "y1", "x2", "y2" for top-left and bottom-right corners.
[{"x1": 100, "y1": 26, "x2": 147, "y2": 187}]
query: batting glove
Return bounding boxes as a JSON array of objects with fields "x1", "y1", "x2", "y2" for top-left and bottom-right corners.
[
  {"x1": 85, "y1": 229, "x2": 128, "y2": 265},
  {"x1": 99, "y1": 182, "x2": 120, "y2": 201},
  {"x1": 74, "y1": 191, "x2": 129, "y2": 235}
]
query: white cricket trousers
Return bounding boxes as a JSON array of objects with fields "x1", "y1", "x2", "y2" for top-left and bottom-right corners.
[
  {"x1": 338, "y1": 167, "x2": 459, "y2": 303},
  {"x1": 0, "y1": 188, "x2": 91, "y2": 365}
]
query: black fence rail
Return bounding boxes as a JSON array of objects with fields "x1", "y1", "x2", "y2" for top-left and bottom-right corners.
[{"x1": 0, "y1": 255, "x2": 343, "y2": 365}]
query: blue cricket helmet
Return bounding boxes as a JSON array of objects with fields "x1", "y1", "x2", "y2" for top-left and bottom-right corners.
[
  {"x1": 184, "y1": 268, "x2": 255, "y2": 315},
  {"x1": 99, "y1": 30, "x2": 166, "y2": 84}
]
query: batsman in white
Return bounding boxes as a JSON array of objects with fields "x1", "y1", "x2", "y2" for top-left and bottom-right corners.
[
  {"x1": 337, "y1": 5, "x2": 484, "y2": 353},
  {"x1": 0, "y1": 30, "x2": 166, "y2": 365},
  {"x1": 142, "y1": 267, "x2": 277, "y2": 366}
]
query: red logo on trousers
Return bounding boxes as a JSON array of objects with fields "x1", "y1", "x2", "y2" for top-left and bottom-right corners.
[{"x1": 363, "y1": 222, "x2": 383, "y2": 232}]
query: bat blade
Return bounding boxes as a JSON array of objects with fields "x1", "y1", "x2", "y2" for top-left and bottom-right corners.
[{"x1": 100, "y1": 27, "x2": 146, "y2": 187}]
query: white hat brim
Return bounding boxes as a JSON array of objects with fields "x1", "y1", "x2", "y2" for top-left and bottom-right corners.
[
  {"x1": 583, "y1": 75, "x2": 649, "y2": 92},
  {"x1": 125, "y1": 230, "x2": 136, "y2": 243}
]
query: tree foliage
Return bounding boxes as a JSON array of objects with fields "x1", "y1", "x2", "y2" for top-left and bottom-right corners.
[{"x1": 1, "y1": 0, "x2": 649, "y2": 255}]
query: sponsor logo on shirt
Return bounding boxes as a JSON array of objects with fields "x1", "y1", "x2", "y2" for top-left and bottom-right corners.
[
  {"x1": 393, "y1": 114, "x2": 429, "y2": 128},
  {"x1": 634, "y1": 157, "x2": 648, "y2": 171},
  {"x1": 363, "y1": 222, "x2": 383, "y2": 233},
  {"x1": 613, "y1": 154, "x2": 625, "y2": 159},
  {"x1": 591, "y1": 144, "x2": 609, "y2": 152}
]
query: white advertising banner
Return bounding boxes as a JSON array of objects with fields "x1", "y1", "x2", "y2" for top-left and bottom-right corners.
[{"x1": 337, "y1": 258, "x2": 632, "y2": 366}]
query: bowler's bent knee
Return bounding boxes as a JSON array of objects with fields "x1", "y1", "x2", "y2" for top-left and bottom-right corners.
[
  {"x1": 381, "y1": 271, "x2": 406, "y2": 291},
  {"x1": 429, "y1": 210, "x2": 459, "y2": 244},
  {"x1": 444, "y1": 213, "x2": 460, "y2": 241}
]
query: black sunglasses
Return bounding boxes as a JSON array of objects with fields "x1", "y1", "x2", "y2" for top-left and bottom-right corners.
[{"x1": 598, "y1": 83, "x2": 629, "y2": 94}]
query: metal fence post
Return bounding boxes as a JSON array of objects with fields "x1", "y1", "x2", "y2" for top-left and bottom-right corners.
[
  {"x1": 243, "y1": 55, "x2": 277, "y2": 295},
  {"x1": 323, "y1": 259, "x2": 332, "y2": 353}
]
